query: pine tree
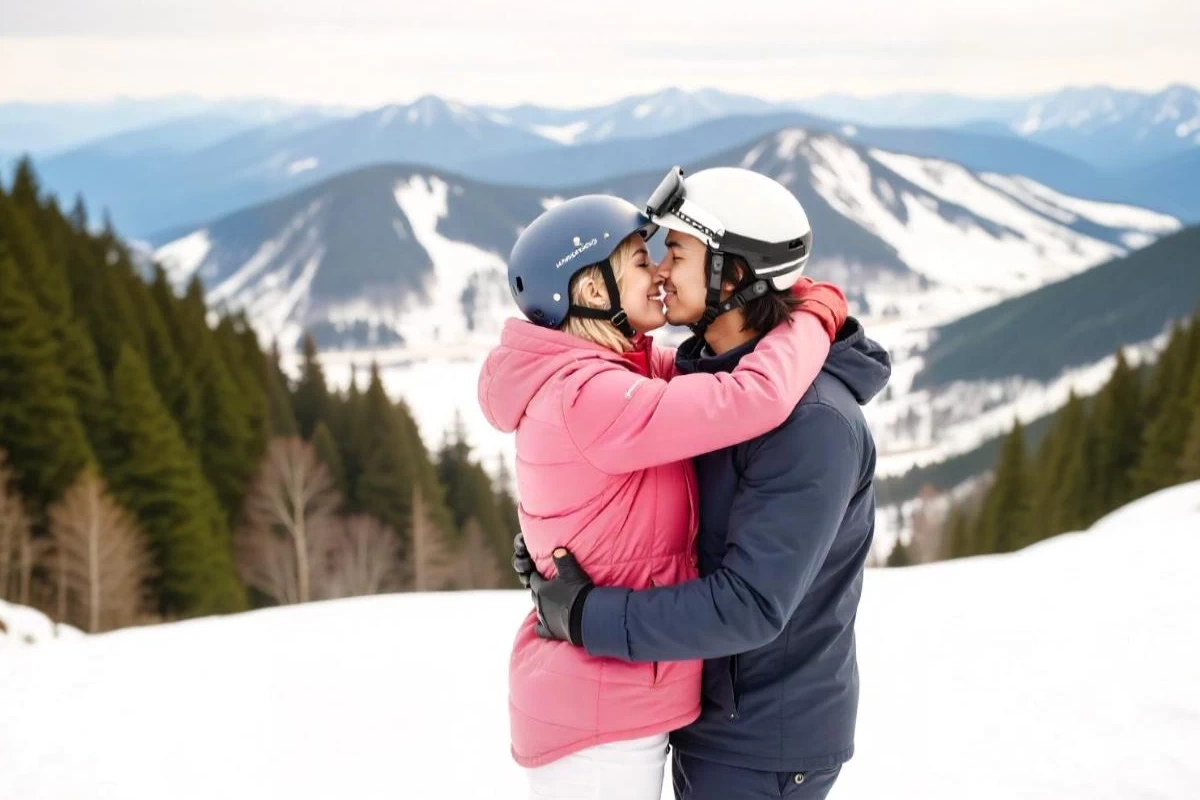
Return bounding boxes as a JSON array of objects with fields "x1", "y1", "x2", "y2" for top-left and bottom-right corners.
[
  {"x1": 292, "y1": 333, "x2": 330, "y2": 440},
  {"x1": 437, "y1": 412, "x2": 505, "y2": 540},
  {"x1": 941, "y1": 507, "x2": 973, "y2": 560},
  {"x1": 1179, "y1": 414, "x2": 1200, "y2": 482},
  {"x1": 975, "y1": 421, "x2": 1032, "y2": 554},
  {"x1": 215, "y1": 315, "x2": 268, "y2": 464},
  {"x1": 1176, "y1": 319, "x2": 1200, "y2": 482},
  {"x1": 67, "y1": 235, "x2": 146, "y2": 374},
  {"x1": 1140, "y1": 321, "x2": 1191, "y2": 420},
  {"x1": 1028, "y1": 391, "x2": 1082, "y2": 542},
  {"x1": 0, "y1": 193, "x2": 115, "y2": 472},
  {"x1": 311, "y1": 422, "x2": 347, "y2": 499},
  {"x1": 9, "y1": 158, "x2": 41, "y2": 215},
  {"x1": 106, "y1": 345, "x2": 245, "y2": 616},
  {"x1": 338, "y1": 365, "x2": 366, "y2": 507},
  {"x1": 165, "y1": 277, "x2": 256, "y2": 522},
  {"x1": 355, "y1": 364, "x2": 417, "y2": 541},
  {"x1": 885, "y1": 539, "x2": 912, "y2": 567},
  {"x1": 265, "y1": 345, "x2": 299, "y2": 437},
  {"x1": 1133, "y1": 323, "x2": 1194, "y2": 495},
  {"x1": 69, "y1": 194, "x2": 88, "y2": 232},
  {"x1": 494, "y1": 457, "x2": 521, "y2": 588},
  {"x1": 1085, "y1": 351, "x2": 1145, "y2": 517},
  {"x1": 396, "y1": 400, "x2": 457, "y2": 540},
  {"x1": 137, "y1": 268, "x2": 204, "y2": 449},
  {"x1": 0, "y1": 252, "x2": 93, "y2": 511}
]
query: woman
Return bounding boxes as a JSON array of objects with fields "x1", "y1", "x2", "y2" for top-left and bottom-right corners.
[{"x1": 478, "y1": 195, "x2": 844, "y2": 799}]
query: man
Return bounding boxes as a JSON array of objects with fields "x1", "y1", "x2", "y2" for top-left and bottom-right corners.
[{"x1": 512, "y1": 167, "x2": 891, "y2": 799}]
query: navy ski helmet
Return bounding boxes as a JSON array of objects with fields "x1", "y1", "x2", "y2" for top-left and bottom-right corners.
[{"x1": 508, "y1": 195, "x2": 658, "y2": 333}]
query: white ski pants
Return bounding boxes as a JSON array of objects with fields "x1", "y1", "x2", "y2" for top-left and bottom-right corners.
[{"x1": 525, "y1": 734, "x2": 668, "y2": 800}]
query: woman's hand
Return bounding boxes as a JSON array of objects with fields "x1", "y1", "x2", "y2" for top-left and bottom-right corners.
[{"x1": 791, "y1": 278, "x2": 848, "y2": 341}]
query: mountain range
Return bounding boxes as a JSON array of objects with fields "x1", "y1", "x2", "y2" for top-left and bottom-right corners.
[{"x1": 12, "y1": 86, "x2": 1200, "y2": 237}]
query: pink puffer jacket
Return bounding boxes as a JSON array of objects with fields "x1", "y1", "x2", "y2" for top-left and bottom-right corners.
[{"x1": 478, "y1": 313, "x2": 832, "y2": 767}]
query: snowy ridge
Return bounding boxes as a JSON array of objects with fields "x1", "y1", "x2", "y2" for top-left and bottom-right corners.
[
  {"x1": 155, "y1": 229, "x2": 211, "y2": 285},
  {"x1": 2, "y1": 482, "x2": 1197, "y2": 799},
  {"x1": 390, "y1": 175, "x2": 510, "y2": 346}
]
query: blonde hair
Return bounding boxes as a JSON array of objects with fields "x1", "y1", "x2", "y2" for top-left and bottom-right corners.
[{"x1": 562, "y1": 234, "x2": 643, "y2": 354}]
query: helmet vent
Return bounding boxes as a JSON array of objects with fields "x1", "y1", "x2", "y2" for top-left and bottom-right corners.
[{"x1": 514, "y1": 276, "x2": 525, "y2": 293}]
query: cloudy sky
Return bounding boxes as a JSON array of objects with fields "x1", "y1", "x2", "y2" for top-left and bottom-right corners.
[{"x1": 2, "y1": 0, "x2": 1197, "y2": 107}]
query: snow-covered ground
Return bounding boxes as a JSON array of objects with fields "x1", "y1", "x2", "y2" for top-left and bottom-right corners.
[{"x1": 3, "y1": 481, "x2": 1198, "y2": 800}]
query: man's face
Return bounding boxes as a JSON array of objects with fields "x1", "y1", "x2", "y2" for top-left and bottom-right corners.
[{"x1": 656, "y1": 230, "x2": 710, "y2": 326}]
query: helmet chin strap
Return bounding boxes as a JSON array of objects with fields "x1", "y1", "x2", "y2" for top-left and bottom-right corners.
[
  {"x1": 567, "y1": 258, "x2": 637, "y2": 338},
  {"x1": 688, "y1": 249, "x2": 770, "y2": 337}
]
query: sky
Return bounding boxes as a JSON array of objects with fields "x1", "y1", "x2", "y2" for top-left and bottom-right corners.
[{"x1": 1, "y1": 0, "x2": 1198, "y2": 108}]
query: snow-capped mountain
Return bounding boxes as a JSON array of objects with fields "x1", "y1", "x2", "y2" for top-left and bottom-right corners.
[
  {"x1": 4, "y1": 480, "x2": 1199, "y2": 798},
  {"x1": 1012, "y1": 84, "x2": 1200, "y2": 168},
  {"x1": 155, "y1": 165, "x2": 546, "y2": 352},
  {"x1": 36, "y1": 95, "x2": 555, "y2": 237},
  {"x1": 796, "y1": 92, "x2": 1029, "y2": 129},
  {"x1": 483, "y1": 87, "x2": 787, "y2": 145},
  {"x1": 154, "y1": 127, "x2": 1180, "y2": 472},
  {"x1": 798, "y1": 85, "x2": 1200, "y2": 170}
]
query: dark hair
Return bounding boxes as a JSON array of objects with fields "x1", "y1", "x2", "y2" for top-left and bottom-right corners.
[{"x1": 723, "y1": 254, "x2": 799, "y2": 334}]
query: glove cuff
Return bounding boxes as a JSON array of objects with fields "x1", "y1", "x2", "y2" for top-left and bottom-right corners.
[{"x1": 569, "y1": 584, "x2": 594, "y2": 647}]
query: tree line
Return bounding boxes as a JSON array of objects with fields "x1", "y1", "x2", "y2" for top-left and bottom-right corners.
[
  {"x1": 0, "y1": 159, "x2": 519, "y2": 633},
  {"x1": 888, "y1": 309, "x2": 1200, "y2": 566}
]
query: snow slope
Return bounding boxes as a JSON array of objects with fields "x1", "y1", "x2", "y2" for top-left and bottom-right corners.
[{"x1": 3, "y1": 482, "x2": 1198, "y2": 800}]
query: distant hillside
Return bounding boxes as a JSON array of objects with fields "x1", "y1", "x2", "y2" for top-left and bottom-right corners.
[{"x1": 913, "y1": 225, "x2": 1200, "y2": 390}]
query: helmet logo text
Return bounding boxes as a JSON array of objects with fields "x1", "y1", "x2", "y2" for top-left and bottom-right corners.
[{"x1": 556, "y1": 237, "x2": 598, "y2": 269}]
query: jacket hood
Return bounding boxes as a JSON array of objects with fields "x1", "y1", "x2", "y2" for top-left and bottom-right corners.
[
  {"x1": 478, "y1": 318, "x2": 629, "y2": 432},
  {"x1": 821, "y1": 318, "x2": 891, "y2": 405}
]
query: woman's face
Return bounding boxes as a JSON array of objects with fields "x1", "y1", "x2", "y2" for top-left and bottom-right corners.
[{"x1": 618, "y1": 236, "x2": 667, "y2": 333}]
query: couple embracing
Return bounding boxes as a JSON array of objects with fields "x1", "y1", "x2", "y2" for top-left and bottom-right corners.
[{"x1": 478, "y1": 165, "x2": 891, "y2": 799}]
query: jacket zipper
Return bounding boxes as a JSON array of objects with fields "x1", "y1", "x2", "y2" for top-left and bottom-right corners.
[
  {"x1": 649, "y1": 577, "x2": 660, "y2": 685},
  {"x1": 729, "y1": 655, "x2": 740, "y2": 720}
]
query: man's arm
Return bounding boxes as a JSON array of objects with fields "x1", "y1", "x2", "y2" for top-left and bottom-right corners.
[{"x1": 581, "y1": 403, "x2": 863, "y2": 663}]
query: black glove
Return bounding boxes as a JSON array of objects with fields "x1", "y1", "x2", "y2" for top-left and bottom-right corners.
[
  {"x1": 529, "y1": 548, "x2": 594, "y2": 646},
  {"x1": 512, "y1": 532, "x2": 535, "y2": 589}
]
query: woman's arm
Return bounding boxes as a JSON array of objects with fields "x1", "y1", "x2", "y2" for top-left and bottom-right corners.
[{"x1": 562, "y1": 300, "x2": 841, "y2": 474}]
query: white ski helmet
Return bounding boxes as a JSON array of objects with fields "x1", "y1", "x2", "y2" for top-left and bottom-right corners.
[{"x1": 645, "y1": 165, "x2": 813, "y2": 333}]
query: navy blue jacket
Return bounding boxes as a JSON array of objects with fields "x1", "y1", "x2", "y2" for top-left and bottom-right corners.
[{"x1": 581, "y1": 318, "x2": 891, "y2": 772}]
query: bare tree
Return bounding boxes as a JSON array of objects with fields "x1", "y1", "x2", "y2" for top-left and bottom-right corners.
[
  {"x1": 907, "y1": 484, "x2": 946, "y2": 564},
  {"x1": 0, "y1": 449, "x2": 32, "y2": 603},
  {"x1": 452, "y1": 518, "x2": 505, "y2": 590},
  {"x1": 48, "y1": 470, "x2": 152, "y2": 633},
  {"x1": 237, "y1": 437, "x2": 341, "y2": 604},
  {"x1": 321, "y1": 514, "x2": 404, "y2": 598},
  {"x1": 410, "y1": 485, "x2": 453, "y2": 592}
]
